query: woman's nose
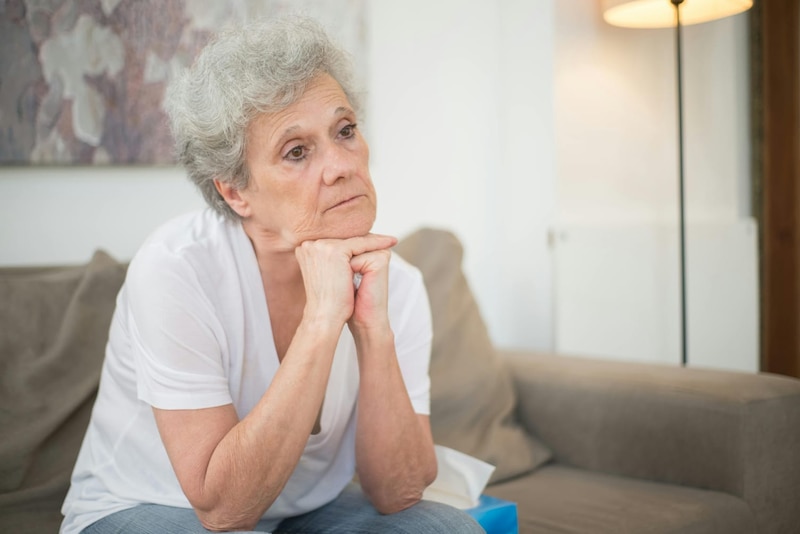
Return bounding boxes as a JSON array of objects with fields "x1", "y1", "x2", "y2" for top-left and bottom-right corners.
[{"x1": 321, "y1": 142, "x2": 357, "y2": 186}]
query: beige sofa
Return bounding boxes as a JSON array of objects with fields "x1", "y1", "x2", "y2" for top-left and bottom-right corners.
[{"x1": 2, "y1": 227, "x2": 799, "y2": 533}]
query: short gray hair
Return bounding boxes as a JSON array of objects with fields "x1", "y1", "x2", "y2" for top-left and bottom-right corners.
[{"x1": 164, "y1": 16, "x2": 360, "y2": 219}]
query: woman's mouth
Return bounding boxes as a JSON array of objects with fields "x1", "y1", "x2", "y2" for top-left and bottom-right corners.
[{"x1": 327, "y1": 195, "x2": 364, "y2": 212}]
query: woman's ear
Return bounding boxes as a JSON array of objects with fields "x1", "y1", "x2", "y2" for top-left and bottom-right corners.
[{"x1": 214, "y1": 179, "x2": 251, "y2": 218}]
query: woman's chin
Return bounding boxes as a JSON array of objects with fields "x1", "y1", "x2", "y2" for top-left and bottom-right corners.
[
  {"x1": 322, "y1": 207, "x2": 376, "y2": 240},
  {"x1": 287, "y1": 208, "x2": 377, "y2": 243},
  {"x1": 328, "y1": 219, "x2": 375, "y2": 240}
]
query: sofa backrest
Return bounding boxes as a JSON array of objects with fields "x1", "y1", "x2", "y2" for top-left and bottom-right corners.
[
  {"x1": 0, "y1": 251, "x2": 127, "y2": 532},
  {"x1": 394, "y1": 228, "x2": 551, "y2": 482}
]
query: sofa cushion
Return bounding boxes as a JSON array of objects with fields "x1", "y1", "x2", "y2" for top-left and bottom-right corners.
[
  {"x1": 485, "y1": 464, "x2": 755, "y2": 534},
  {"x1": 394, "y1": 228, "x2": 552, "y2": 483},
  {"x1": 0, "y1": 251, "x2": 127, "y2": 533}
]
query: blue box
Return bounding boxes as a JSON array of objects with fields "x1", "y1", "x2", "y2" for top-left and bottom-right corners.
[{"x1": 465, "y1": 494, "x2": 519, "y2": 534}]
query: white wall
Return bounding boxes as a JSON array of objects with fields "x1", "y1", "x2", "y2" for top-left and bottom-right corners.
[
  {"x1": 367, "y1": 0, "x2": 555, "y2": 350},
  {"x1": 551, "y1": 1, "x2": 756, "y2": 370},
  {"x1": 554, "y1": 2, "x2": 751, "y2": 225},
  {"x1": 0, "y1": 167, "x2": 204, "y2": 265},
  {"x1": 552, "y1": 220, "x2": 759, "y2": 372}
]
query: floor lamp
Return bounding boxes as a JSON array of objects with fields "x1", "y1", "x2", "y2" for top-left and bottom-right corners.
[{"x1": 600, "y1": 0, "x2": 753, "y2": 367}]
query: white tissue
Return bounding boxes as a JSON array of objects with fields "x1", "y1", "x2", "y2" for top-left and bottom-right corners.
[{"x1": 422, "y1": 445, "x2": 496, "y2": 509}]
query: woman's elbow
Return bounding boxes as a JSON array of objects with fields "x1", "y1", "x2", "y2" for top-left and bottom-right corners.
[
  {"x1": 198, "y1": 515, "x2": 259, "y2": 532},
  {"x1": 373, "y1": 491, "x2": 423, "y2": 515},
  {"x1": 423, "y1": 456, "x2": 438, "y2": 487},
  {"x1": 196, "y1": 506, "x2": 261, "y2": 532},
  {"x1": 373, "y1": 464, "x2": 438, "y2": 515}
]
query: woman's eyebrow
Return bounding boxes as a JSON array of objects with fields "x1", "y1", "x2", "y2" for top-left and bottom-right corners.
[
  {"x1": 334, "y1": 106, "x2": 355, "y2": 117},
  {"x1": 273, "y1": 106, "x2": 355, "y2": 147},
  {"x1": 274, "y1": 125, "x2": 302, "y2": 148}
]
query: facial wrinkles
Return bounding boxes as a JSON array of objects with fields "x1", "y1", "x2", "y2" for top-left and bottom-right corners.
[
  {"x1": 268, "y1": 86, "x2": 352, "y2": 157},
  {"x1": 242, "y1": 75, "x2": 374, "y2": 244}
]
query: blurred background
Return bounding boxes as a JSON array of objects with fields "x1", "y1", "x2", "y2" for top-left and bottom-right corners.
[{"x1": 1, "y1": 0, "x2": 796, "y2": 376}]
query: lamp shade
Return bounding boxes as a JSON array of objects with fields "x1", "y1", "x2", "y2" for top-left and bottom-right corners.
[{"x1": 601, "y1": 0, "x2": 753, "y2": 28}]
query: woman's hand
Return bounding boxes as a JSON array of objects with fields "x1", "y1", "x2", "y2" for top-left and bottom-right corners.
[
  {"x1": 296, "y1": 233, "x2": 436, "y2": 514},
  {"x1": 295, "y1": 234, "x2": 396, "y2": 328},
  {"x1": 349, "y1": 247, "x2": 393, "y2": 334}
]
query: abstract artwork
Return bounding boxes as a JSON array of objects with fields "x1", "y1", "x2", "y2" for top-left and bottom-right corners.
[{"x1": 0, "y1": 0, "x2": 367, "y2": 165}]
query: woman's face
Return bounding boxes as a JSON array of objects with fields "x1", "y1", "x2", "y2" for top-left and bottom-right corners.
[{"x1": 226, "y1": 74, "x2": 376, "y2": 248}]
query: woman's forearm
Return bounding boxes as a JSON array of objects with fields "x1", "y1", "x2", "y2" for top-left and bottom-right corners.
[
  {"x1": 179, "y1": 318, "x2": 342, "y2": 531},
  {"x1": 352, "y1": 327, "x2": 438, "y2": 514}
]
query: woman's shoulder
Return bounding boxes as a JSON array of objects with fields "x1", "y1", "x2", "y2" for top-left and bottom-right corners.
[
  {"x1": 128, "y1": 209, "x2": 245, "y2": 286},
  {"x1": 132, "y1": 209, "x2": 240, "y2": 263},
  {"x1": 388, "y1": 249, "x2": 432, "y2": 342},
  {"x1": 390, "y1": 250, "x2": 423, "y2": 281},
  {"x1": 389, "y1": 250, "x2": 426, "y2": 301},
  {"x1": 138, "y1": 209, "x2": 228, "y2": 251}
]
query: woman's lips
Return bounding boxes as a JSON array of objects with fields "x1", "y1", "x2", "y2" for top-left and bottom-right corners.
[{"x1": 326, "y1": 195, "x2": 364, "y2": 212}]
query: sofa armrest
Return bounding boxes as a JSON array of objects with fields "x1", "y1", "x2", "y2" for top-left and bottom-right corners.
[{"x1": 499, "y1": 349, "x2": 800, "y2": 533}]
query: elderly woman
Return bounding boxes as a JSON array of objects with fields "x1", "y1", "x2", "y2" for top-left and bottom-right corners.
[{"x1": 60, "y1": 16, "x2": 483, "y2": 534}]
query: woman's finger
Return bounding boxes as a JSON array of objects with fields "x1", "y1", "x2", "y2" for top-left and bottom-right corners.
[
  {"x1": 350, "y1": 249, "x2": 392, "y2": 275},
  {"x1": 343, "y1": 234, "x2": 397, "y2": 257}
]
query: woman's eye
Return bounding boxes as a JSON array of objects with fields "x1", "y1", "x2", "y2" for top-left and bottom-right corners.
[
  {"x1": 286, "y1": 146, "x2": 305, "y2": 160},
  {"x1": 339, "y1": 123, "x2": 357, "y2": 138}
]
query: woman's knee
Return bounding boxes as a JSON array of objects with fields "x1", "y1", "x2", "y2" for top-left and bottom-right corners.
[
  {"x1": 81, "y1": 504, "x2": 234, "y2": 534},
  {"x1": 388, "y1": 500, "x2": 485, "y2": 534}
]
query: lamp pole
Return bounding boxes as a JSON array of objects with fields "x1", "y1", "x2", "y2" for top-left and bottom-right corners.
[{"x1": 671, "y1": 0, "x2": 688, "y2": 367}]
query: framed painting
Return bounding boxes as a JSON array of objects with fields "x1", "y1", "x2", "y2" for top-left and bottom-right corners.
[{"x1": 0, "y1": 0, "x2": 367, "y2": 165}]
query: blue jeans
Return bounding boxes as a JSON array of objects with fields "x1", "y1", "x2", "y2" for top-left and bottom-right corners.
[{"x1": 82, "y1": 483, "x2": 485, "y2": 533}]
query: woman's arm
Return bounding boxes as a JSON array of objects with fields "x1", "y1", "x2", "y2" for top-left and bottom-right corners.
[
  {"x1": 153, "y1": 316, "x2": 341, "y2": 531},
  {"x1": 348, "y1": 250, "x2": 438, "y2": 514},
  {"x1": 352, "y1": 328, "x2": 438, "y2": 514}
]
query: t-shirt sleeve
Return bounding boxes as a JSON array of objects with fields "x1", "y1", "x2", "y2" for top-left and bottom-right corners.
[
  {"x1": 125, "y1": 243, "x2": 232, "y2": 410},
  {"x1": 389, "y1": 255, "x2": 433, "y2": 416}
]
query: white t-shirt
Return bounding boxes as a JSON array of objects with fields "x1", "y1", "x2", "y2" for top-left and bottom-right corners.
[{"x1": 60, "y1": 209, "x2": 432, "y2": 534}]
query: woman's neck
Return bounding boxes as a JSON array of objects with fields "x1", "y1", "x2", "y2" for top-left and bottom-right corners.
[{"x1": 241, "y1": 219, "x2": 304, "y2": 289}]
